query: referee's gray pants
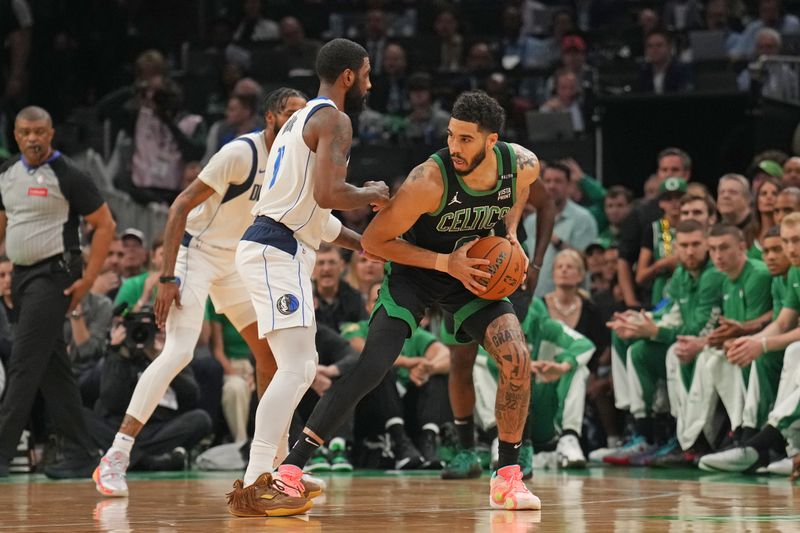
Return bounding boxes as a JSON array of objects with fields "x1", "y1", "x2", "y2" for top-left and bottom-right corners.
[{"x1": 0, "y1": 254, "x2": 96, "y2": 462}]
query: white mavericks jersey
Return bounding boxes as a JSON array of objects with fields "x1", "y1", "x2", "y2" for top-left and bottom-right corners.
[
  {"x1": 187, "y1": 132, "x2": 268, "y2": 250},
  {"x1": 251, "y1": 97, "x2": 341, "y2": 250}
]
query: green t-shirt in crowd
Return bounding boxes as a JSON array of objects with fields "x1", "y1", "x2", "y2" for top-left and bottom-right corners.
[
  {"x1": 114, "y1": 272, "x2": 150, "y2": 309},
  {"x1": 205, "y1": 299, "x2": 250, "y2": 359},
  {"x1": 340, "y1": 320, "x2": 437, "y2": 386},
  {"x1": 721, "y1": 259, "x2": 772, "y2": 322}
]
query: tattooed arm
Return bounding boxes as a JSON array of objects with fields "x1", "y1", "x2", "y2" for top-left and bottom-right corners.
[
  {"x1": 308, "y1": 107, "x2": 389, "y2": 210},
  {"x1": 362, "y1": 160, "x2": 491, "y2": 294}
]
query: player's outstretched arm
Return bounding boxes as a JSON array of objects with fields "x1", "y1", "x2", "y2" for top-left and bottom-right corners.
[
  {"x1": 309, "y1": 108, "x2": 389, "y2": 211},
  {"x1": 362, "y1": 161, "x2": 490, "y2": 294},
  {"x1": 154, "y1": 178, "x2": 216, "y2": 328}
]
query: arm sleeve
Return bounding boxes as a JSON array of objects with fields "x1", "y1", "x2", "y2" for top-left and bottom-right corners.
[
  {"x1": 321, "y1": 214, "x2": 343, "y2": 243},
  {"x1": 197, "y1": 139, "x2": 254, "y2": 196}
]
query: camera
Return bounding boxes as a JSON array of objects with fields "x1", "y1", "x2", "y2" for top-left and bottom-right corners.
[{"x1": 123, "y1": 306, "x2": 158, "y2": 353}]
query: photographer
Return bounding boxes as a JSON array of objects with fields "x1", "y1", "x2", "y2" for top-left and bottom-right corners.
[
  {"x1": 85, "y1": 307, "x2": 212, "y2": 471},
  {"x1": 101, "y1": 50, "x2": 206, "y2": 206}
]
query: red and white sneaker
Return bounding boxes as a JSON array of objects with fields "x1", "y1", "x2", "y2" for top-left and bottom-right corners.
[{"x1": 489, "y1": 465, "x2": 541, "y2": 510}]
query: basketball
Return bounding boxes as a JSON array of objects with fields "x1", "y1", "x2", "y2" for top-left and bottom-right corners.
[{"x1": 466, "y1": 236, "x2": 527, "y2": 300}]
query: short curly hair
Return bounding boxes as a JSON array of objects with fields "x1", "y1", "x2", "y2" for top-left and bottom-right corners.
[
  {"x1": 451, "y1": 91, "x2": 505, "y2": 134},
  {"x1": 263, "y1": 87, "x2": 307, "y2": 116},
  {"x1": 316, "y1": 38, "x2": 368, "y2": 84}
]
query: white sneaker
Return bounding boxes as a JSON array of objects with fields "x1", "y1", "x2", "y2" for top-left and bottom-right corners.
[
  {"x1": 698, "y1": 447, "x2": 759, "y2": 473},
  {"x1": 93, "y1": 450, "x2": 130, "y2": 497},
  {"x1": 556, "y1": 434, "x2": 586, "y2": 468},
  {"x1": 766, "y1": 457, "x2": 793, "y2": 476}
]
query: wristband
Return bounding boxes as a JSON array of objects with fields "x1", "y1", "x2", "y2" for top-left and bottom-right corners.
[
  {"x1": 760, "y1": 336, "x2": 768, "y2": 354},
  {"x1": 159, "y1": 276, "x2": 180, "y2": 284},
  {"x1": 434, "y1": 254, "x2": 449, "y2": 273},
  {"x1": 530, "y1": 263, "x2": 542, "y2": 271}
]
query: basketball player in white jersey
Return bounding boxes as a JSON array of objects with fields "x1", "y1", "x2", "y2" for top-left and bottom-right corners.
[
  {"x1": 93, "y1": 88, "x2": 316, "y2": 497},
  {"x1": 226, "y1": 38, "x2": 390, "y2": 517}
]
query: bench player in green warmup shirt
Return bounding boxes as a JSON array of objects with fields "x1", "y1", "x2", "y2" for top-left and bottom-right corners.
[
  {"x1": 607, "y1": 220, "x2": 725, "y2": 466},
  {"x1": 673, "y1": 225, "x2": 775, "y2": 453},
  {"x1": 700, "y1": 214, "x2": 800, "y2": 477},
  {"x1": 478, "y1": 298, "x2": 594, "y2": 477}
]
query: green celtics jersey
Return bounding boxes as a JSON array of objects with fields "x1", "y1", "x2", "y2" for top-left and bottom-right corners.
[
  {"x1": 406, "y1": 142, "x2": 518, "y2": 254},
  {"x1": 721, "y1": 259, "x2": 773, "y2": 322},
  {"x1": 653, "y1": 259, "x2": 725, "y2": 345},
  {"x1": 772, "y1": 274, "x2": 788, "y2": 320}
]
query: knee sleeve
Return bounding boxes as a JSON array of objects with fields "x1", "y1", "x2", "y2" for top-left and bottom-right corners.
[{"x1": 266, "y1": 325, "x2": 318, "y2": 391}]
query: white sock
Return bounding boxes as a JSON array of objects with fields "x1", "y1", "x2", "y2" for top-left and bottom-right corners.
[
  {"x1": 110, "y1": 433, "x2": 135, "y2": 455},
  {"x1": 245, "y1": 440, "x2": 279, "y2": 486}
]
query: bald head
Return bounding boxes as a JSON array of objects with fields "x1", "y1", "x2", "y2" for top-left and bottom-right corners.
[{"x1": 16, "y1": 106, "x2": 52, "y2": 126}]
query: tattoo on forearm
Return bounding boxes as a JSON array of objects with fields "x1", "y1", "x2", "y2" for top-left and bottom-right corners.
[{"x1": 515, "y1": 146, "x2": 539, "y2": 171}]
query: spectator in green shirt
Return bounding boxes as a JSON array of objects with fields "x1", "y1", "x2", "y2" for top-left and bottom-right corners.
[
  {"x1": 207, "y1": 299, "x2": 253, "y2": 443},
  {"x1": 114, "y1": 236, "x2": 164, "y2": 312}
]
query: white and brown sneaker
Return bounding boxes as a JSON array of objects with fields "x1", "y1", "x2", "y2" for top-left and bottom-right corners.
[{"x1": 226, "y1": 473, "x2": 312, "y2": 517}]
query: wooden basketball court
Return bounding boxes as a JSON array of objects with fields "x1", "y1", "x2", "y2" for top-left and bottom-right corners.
[{"x1": 1, "y1": 468, "x2": 798, "y2": 532}]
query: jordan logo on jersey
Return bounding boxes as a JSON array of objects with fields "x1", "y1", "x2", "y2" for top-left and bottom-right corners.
[{"x1": 448, "y1": 192, "x2": 462, "y2": 206}]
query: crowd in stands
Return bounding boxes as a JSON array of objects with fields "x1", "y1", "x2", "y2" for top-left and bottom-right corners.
[{"x1": 1, "y1": 0, "x2": 800, "y2": 479}]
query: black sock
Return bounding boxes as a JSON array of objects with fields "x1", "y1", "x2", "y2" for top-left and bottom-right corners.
[
  {"x1": 634, "y1": 417, "x2": 654, "y2": 444},
  {"x1": 454, "y1": 416, "x2": 475, "y2": 449},
  {"x1": 283, "y1": 434, "x2": 321, "y2": 469},
  {"x1": 745, "y1": 425, "x2": 786, "y2": 459},
  {"x1": 497, "y1": 440, "x2": 521, "y2": 470}
]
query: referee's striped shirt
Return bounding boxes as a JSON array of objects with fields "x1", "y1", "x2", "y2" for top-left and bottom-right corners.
[{"x1": 0, "y1": 152, "x2": 104, "y2": 266}]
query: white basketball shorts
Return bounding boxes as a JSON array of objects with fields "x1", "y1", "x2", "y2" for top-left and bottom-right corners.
[{"x1": 236, "y1": 217, "x2": 316, "y2": 337}]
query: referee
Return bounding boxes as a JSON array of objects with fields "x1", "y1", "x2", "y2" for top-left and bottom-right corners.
[{"x1": 0, "y1": 106, "x2": 116, "y2": 478}]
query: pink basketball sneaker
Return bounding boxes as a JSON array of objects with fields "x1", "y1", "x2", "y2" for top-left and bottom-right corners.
[{"x1": 489, "y1": 465, "x2": 541, "y2": 510}]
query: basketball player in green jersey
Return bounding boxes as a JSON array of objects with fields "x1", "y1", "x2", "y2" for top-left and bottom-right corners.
[{"x1": 276, "y1": 91, "x2": 555, "y2": 512}]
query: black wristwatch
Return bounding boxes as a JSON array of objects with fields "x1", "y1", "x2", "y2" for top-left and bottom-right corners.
[{"x1": 159, "y1": 276, "x2": 179, "y2": 284}]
